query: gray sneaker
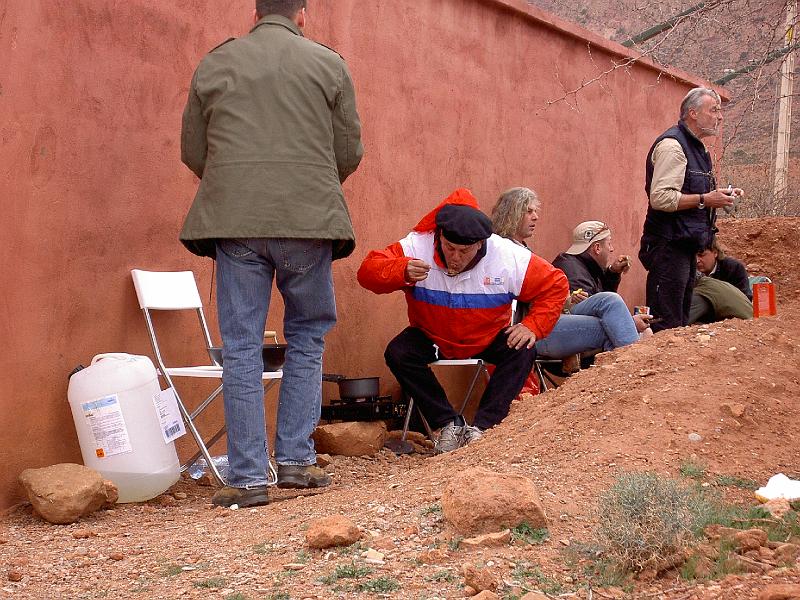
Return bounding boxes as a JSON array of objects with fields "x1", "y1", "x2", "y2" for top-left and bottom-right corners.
[
  {"x1": 435, "y1": 421, "x2": 465, "y2": 454},
  {"x1": 462, "y1": 425, "x2": 483, "y2": 445}
]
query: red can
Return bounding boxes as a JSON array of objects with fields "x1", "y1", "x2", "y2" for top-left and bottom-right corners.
[{"x1": 752, "y1": 282, "x2": 776, "y2": 317}]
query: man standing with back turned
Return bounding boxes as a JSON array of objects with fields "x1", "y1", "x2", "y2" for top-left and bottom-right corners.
[
  {"x1": 639, "y1": 87, "x2": 742, "y2": 331},
  {"x1": 180, "y1": 0, "x2": 363, "y2": 507}
]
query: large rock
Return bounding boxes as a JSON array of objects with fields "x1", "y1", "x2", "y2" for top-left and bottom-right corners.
[
  {"x1": 305, "y1": 515, "x2": 361, "y2": 549},
  {"x1": 442, "y1": 468, "x2": 546, "y2": 535},
  {"x1": 312, "y1": 421, "x2": 387, "y2": 456},
  {"x1": 18, "y1": 463, "x2": 117, "y2": 524}
]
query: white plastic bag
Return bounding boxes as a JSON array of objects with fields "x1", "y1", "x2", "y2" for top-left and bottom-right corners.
[{"x1": 755, "y1": 473, "x2": 800, "y2": 502}]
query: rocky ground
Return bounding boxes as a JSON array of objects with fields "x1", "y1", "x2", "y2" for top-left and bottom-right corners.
[{"x1": 2, "y1": 217, "x2": 799, "y2": 600}]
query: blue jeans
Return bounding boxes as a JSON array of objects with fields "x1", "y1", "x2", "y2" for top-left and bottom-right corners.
[
  {"x1": 535, "y1": 292, "x2": 638, "y2": 359},
  {"x1": 215, "y1": 238, "x2": 336, "y2": 488}
]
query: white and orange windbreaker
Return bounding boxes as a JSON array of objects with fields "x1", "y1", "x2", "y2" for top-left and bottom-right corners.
[{"x1": 357, "y1": 191, "x2": 568, "y2": 359}]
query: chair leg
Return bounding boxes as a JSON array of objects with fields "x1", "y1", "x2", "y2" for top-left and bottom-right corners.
[
  {"x1": 545, "y1": 370, "x2": 560, "y2": 389},
  {"x1": 264, "y1": 381, "x2": 279, "y2": 486},
  {"x1": 188, "y1": 423, "x2": 226, "y2": 487},
  {"x1": 205, "y1": 452, "x2": 227, "y2": 487},
  {"x1": 190, "y1": 384, "x2": 223, "y2": 420},
  {"x1": 169, "y1": 378, "x2": 281, "y2": 488},
  {"x1": 534, "y1": 361, "x2": 562, "y2": 392},
  {"x1": 535, "y1": 361, "x2": 549, "y2": 393},
  {"x1": 416, "y1": 406, "x2": 434, "y2": 440},
  {"x1": 267, "y1": 461, "x2": 277, "y2": 487},
  {"x1": 401, "y1": 396, "x2": 435, "y2": 442},
  {"x1": 164, "y1": 376, "x2": 226, "y2": 486},
  {"x1": 401, "y1": 397, "x2": 414, "y2": 442},
  {"x1": 456, "y1": 362, "x2": 486, "y2": 415}
]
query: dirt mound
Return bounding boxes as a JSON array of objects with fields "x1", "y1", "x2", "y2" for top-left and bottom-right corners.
[
  {"x1": 1, "y1": 218, "x2": 798, "y2": 599},
  {"x1": 717, "y1": 216, "x2": 800, "y2": 303}
]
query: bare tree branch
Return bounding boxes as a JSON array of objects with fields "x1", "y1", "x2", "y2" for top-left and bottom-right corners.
[{"x1": 529, "y1": 0, "x2": 800, "y2": 216}]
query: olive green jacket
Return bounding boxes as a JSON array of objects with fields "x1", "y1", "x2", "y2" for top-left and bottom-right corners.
[
  {"x1": 180, "y1": 15, "x2": 363, "y2": 260},
  {"x1": 694, "y1": 276, "x2": 753, "y2": 321}
]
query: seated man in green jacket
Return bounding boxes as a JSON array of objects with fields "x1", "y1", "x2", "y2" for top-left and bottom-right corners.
[
  {"x1": 695, "y1": 238, "x2": 752, "y2": 300},
  {"x1": 689, "y1": 275, "x2": 753, "y2": 324}
]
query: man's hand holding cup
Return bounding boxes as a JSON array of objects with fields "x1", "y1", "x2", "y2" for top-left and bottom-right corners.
[{"x1": 704, "y1": 186, "x2": 743, "y2": 209}]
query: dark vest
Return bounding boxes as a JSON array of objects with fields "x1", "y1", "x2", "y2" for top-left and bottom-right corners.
[{"x1": 643, "y1": 121, "x2": 716, "y2": 251}]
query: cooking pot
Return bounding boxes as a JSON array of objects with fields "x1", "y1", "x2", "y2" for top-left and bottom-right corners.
[{"x1": 323, "y1": 374, "x2": 380, "y2": 399}]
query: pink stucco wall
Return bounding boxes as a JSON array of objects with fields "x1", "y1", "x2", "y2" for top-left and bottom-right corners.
[{"x1": 0, "y1": 0, "x2": 724, "y2": 509}]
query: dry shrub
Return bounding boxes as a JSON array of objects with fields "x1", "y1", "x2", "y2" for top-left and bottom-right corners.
[{"x1": 597, "y1": 472, "x2": 703, "y2": 572}]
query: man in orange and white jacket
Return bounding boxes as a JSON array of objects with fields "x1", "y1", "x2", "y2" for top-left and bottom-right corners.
[{"x1": 357, "y1": 189, "x2": 568, "y2": 453}]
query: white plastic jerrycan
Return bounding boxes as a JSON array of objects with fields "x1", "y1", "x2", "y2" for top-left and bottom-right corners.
[{"x1": 67, "y1": 353, "x2": 181, "y2": 502}]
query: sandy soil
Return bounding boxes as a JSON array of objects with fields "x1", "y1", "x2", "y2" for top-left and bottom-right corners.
[{"x1": 2, "y1": 217, "x2": 799, "y2": 600}]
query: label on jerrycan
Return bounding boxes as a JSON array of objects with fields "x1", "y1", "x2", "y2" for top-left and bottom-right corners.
[{"x1": 81, "y1": 394, "x2": 133, "y2": 458}]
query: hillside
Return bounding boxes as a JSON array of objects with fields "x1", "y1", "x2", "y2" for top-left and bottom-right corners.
[{"x1": 1, "y1": 216, "x2": 799, "y2": 599}]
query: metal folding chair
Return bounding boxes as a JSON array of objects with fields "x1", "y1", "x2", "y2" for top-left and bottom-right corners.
[
  {"x1": 534, "y1": 359, "x2": 563, "y2": 392},
  {"x1": 400, "y1": 357, "x2": 490, "y2": 442},
  {"x1": 518, "y1": 299, "x2": 589, "y2": 393},
  {"x1": 130, "y1": 269, "x2": 282, "y2": 486},
  {"x1": 507, "y1": 298, "x2": 563, "y2": 393}
]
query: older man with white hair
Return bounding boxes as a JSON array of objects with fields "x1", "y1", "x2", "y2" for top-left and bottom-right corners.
[{"x1": 638, "y1": 87, "x2": 743, "y2": 331}]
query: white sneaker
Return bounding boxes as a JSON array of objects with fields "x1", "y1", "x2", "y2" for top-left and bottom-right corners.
[
  {"x1": 435, "y1": 421, "x2": 465, "y2": 454},
  {"x1": 462, "y1": 425, "x2": 483, "y2": 445}
]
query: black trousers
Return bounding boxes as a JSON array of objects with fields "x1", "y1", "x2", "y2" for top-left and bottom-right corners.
[
  {"x1": 384, "y1": 327, "x2": 537, "y2": 430},
  {"x1": 641, "y1": 239, "x2": 696, "y2": 332}
]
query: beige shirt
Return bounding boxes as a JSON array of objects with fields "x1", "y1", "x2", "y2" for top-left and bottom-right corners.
[{"x1": 648, "y1": 138, "x2": 687, "y2": 212}]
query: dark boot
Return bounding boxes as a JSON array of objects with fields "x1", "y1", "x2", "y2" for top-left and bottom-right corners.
[
  {"x1": 277, "y1": 464, "x2": 331, "y2": 489},
  {"x1": 211, "y1": 485, "x2": 269, "y2": 508}
]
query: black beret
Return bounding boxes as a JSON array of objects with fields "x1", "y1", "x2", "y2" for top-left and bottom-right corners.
[{"x1": 435, "y1": 204, "x2": 493, "y2": 245}]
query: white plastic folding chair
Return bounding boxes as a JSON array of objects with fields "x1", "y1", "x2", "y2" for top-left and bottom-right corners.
[{"x1": 131, "y1": 269, "x2": 282, "y2": 486}]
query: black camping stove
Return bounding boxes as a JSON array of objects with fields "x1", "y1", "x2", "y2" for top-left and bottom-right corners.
[{"x1": 320, "y1": 395, "x2": 407, "y2": 424}]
